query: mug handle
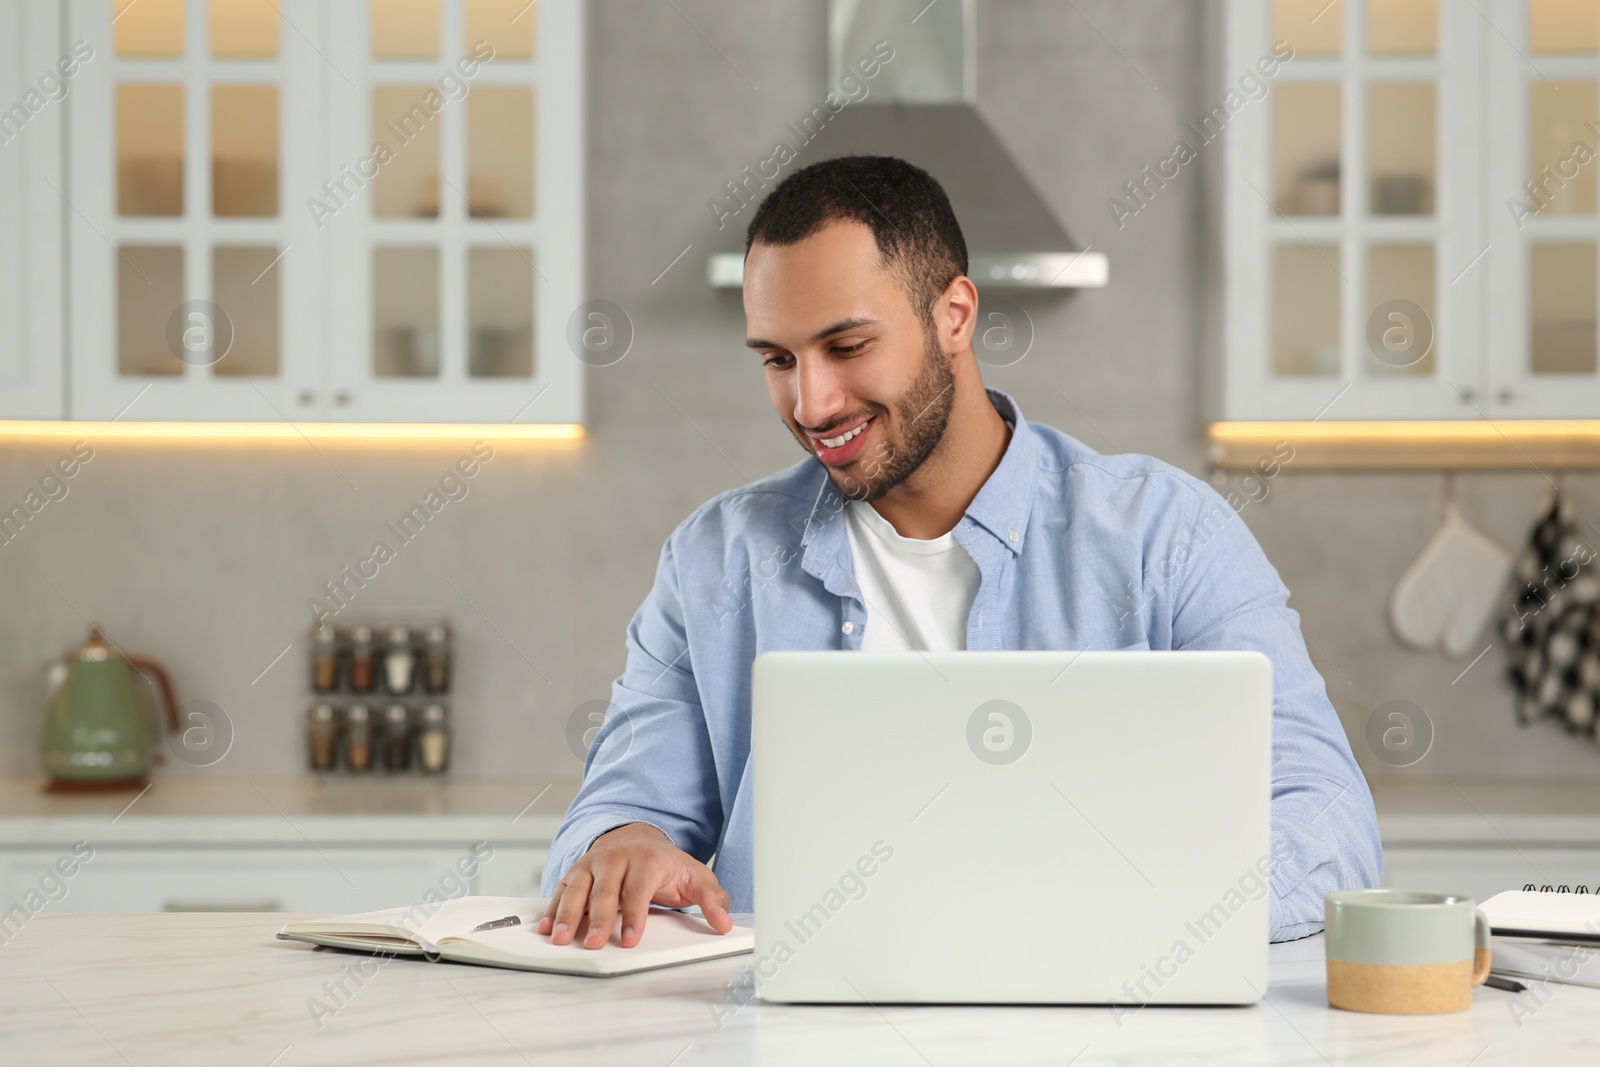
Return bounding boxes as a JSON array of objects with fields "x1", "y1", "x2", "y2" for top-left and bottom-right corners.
[{"x1": 1471, "y1": 908, "x2": 1493, "y2": 987}]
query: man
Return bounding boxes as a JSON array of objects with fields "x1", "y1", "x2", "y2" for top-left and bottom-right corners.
[{"x1": 539, "y1": 155, "x2": 1381, "y2": 950}]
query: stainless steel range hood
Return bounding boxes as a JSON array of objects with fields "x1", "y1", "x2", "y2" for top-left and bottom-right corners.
[{"x1": 708, "y1": 0, "x2": 1106, "y2": 291}]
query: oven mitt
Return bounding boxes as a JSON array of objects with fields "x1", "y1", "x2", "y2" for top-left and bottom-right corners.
[{"x1": 1389, "y1": 503, "x2": 1514, "y2": 658}]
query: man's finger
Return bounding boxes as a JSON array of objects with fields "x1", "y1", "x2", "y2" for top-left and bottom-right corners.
[
  {"x1": 583, "y1": 863, "x2": 627, "y2": 949},
  {"x1": 689, "y1": 870, "x2": 735, "y2": 934},
  {"x1": 617, "y1": 869, "x2": 657, "y2": 948},
  {"x1": 536, "y1": 881, "x2": 567, "y2": 934},
  {"x1": 547, "y1": 867, "x2": 594, "y2": 945}
]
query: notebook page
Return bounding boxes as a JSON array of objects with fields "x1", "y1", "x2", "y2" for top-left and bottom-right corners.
[
  {"x1": 438, "y1": 908, "x2": 754, "y2": 975},
  {"x1": 281, "y1": 896, "x2": 542, "y2": 947}
]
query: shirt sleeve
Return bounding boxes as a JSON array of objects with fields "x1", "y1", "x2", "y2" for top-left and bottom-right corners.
[
  {"x1": 1166, "y1": 481, "x2": 1383, "y2": 943},
  {"x1": 540, "y1": 533, "x2": 724, "y2": 898}
]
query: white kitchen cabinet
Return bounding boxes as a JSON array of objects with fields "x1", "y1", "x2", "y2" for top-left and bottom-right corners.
[
  {"x1": 58, "y1": 0, "x2": 582, "y2": 426},
  {"x1": 0, "y1": 780, "x2": 567, "y2": 915},
  {"x1": 1, "y1": 842, "x2": 547, "y2": 914},
  {"x1": 66, "y1": 0, "x2": 327, "y2": 422},
  {"x1": 1219, "y1": 0, "x2": 1600, "y2": 421},
  {"x1": 323, "y1": 0, "x2": 585, "y2": 425},
  {"x1": 1485, "y1": 0, "x2": 1600, "y2": 418},
  {"x1": 0, "y1": 1, "x2": 66, "y2": 419}
]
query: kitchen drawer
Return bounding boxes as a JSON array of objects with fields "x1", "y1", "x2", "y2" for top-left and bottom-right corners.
[{"x1": 2, "y1": 843, "x2": 546, "y2": 913}]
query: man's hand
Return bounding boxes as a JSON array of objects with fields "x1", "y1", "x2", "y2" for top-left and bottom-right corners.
[{"x1": 535, "y1": 822, "x2": 734, "y2": 949}]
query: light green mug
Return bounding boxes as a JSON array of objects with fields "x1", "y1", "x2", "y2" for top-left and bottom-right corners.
[{"x1": 1325, "y1": 889, "x2": 1492, "y2": 1014}]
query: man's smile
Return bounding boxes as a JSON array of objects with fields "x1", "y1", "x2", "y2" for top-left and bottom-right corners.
[{"x1": 809, "y1": 416, "x2": 875, "y2": 465}]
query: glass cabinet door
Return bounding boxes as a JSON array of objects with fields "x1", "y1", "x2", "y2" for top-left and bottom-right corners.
[
  {"x1": 1227, "y1": 0, "x2": 1483, "y2": 420},
  {"x1": 67, "y1": 0, "x2": 323, "y2": 421},
  {"x1": 324, "y1": 0, "x2": 582, "y2": 424},
  {"x1": 1486, "y1": 0, "x2": 1600, "y2": 417}
]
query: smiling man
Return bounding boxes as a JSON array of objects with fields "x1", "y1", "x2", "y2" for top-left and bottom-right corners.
[{"x1": 539, "y1": 156, "x2": 1381, "y2": 950}]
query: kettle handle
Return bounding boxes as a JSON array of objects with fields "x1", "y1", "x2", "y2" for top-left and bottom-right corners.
[{"x1": 126, "y1": 656, "x2": 180, "y2": 733}]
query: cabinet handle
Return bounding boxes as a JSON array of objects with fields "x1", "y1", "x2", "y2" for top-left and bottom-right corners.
[
  {"x1": 334, "y1": 390, "x2": 352, "y2": 407},
  {"x1": 163, "y1": 898, "x2": 282, "y2": 912},
  {"x1": 1496, "y1": 386, "x2": 1514, "y2": 404},
  {"x1": 297, "y1": 390, "x2": 315, "y2": 406},
  {"x1": 1457, "y1": 387, "x2": 1476, "y2": 404}
]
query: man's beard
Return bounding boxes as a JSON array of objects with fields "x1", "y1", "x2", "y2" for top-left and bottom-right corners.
[{"x1": 792, "y1": 329, "x2": 956, "y2": 504}]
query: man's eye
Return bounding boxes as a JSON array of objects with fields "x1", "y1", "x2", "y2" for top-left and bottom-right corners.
[
  {"x1": 831, "y1": 342, "x2": 867, "y2": 354},
  {"x1": 763, "y1": 354, "x2": 792, "y2": 368}
]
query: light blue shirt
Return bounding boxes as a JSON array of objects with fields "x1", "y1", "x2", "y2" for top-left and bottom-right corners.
[{"x1": 544, "y1": 387, "x2": 1382, "y2": 941}]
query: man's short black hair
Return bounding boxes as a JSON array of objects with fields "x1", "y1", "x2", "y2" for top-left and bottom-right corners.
[{"x1": 744, "y1": 155, "x2": 968, "y2": 328}]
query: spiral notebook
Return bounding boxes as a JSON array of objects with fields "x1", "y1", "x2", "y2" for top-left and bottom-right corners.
[
  {"x1": 1481, "y1": 886, "x2": 1600, "y2": 944},
  {"x1": 1482, "y1": 886, "x2": 1600, "y2": 990}
]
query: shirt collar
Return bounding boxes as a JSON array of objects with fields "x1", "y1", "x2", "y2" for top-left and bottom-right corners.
[
  {"x1": 963, "y1": 387, "x2": 1039, "y2": 557},
  {"x1": 799, "y1": 386, "x2": 1040, "y2": 589}
]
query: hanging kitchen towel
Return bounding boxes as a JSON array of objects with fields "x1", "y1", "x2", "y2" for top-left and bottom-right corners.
[
  {"x1": 1389, "y1": 499, "x2": 1514, "y2": 658},
  {"x1": 1500, "y1": 490, "x2": 1600, "y2": 736}
]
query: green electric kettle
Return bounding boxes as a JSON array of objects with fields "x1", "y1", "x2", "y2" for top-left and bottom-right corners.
[{"x1": 42, "y1": 626, "x2": 179, "y2": 792}]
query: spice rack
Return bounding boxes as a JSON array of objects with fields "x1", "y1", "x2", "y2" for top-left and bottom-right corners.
[{"x1": 307, "y1": 612, "x2": 453, "y2": 776}]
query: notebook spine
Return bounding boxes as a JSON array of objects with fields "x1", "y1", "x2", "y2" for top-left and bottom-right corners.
[{"x1": 1523, "y1": 883, "x2": 1598, "y2": 894}]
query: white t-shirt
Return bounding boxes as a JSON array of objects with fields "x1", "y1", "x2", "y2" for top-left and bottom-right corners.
[{"x1": 843, "y1": 499, "x2": 982, "y2": 651}]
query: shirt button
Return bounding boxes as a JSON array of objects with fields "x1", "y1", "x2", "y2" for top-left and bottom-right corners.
[
  {"x1": 1008, "y1": 530, "x2": 1020, "y2": 543},
  {"x1": 841, "y1": 621, "x2": 855, "y2": 636}
]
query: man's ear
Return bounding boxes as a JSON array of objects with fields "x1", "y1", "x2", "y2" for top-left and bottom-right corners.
[{"x1": 939, "y1": 275, "x2": 979, "y2": 354}]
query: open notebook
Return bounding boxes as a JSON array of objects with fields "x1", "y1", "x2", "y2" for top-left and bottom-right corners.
[{"x1": 277, "y1": 895, "x2": 754, "y2": 977}]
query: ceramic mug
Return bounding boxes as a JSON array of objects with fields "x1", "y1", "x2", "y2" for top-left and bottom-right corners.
[{"x1": 1325, "y1": 889, "x2": 1491, "y2": 1014}]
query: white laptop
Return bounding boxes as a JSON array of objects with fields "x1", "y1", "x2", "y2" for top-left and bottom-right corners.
[{"x1": 751, "y1": 650, "x2": 1272, "y2": 1005}]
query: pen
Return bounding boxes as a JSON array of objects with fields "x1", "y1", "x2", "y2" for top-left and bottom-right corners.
[
  {"x1": 1484, "y1": 974, "x2": 1526, "y2": 993},
  {"x1": 472, "y1": 915, "x2": 522, "y2": 931}
]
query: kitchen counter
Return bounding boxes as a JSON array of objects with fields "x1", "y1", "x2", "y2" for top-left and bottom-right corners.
[
  {"x1": 5, "y1": 778, "x2": 1597, "y2": 846},
  {"x1": 0, "y1": 778, "x2": 582, "y2": 846},
  {"x1": 1373, "y1": 782, "x2": 1600, "y2": 845},
  {"x1": 4, "y1": 777, "x2": 1599, "y2": 913},
  {"x1": 0, "y1": 912, "x2": 1590, "y2": 1066},
  {"x1": 0, "y1": 779, "x2": 585, "y2": 912}
]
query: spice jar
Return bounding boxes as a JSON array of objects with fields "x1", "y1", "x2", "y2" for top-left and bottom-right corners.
[
  {"x1": 348, "y1": 626, "x2": 376, "y2": 694},
  {"x1": 383, "y1": 625, "x2": 415, "y2": 694},
  {"x1": 308, "y1": 703, "x2": 338, "y2": 770},
  {"x1": 344, "y1": 704, "x2": 373, "y2": 772},
  {"x1": 311, "y1": 626, "x2": 340, "y2": 693},
  {"x1": 382, "y1": 704, "x2": 411, "y2": 771},
  {"x1": 422, "y1": 624, "x2": 451, "y2": 694},
  {"x1": 417, "y1": 703, "x2": 450, "y2": 774}
]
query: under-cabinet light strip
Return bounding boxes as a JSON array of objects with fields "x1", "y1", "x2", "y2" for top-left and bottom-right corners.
[
  {"x1": 0, "y1": 422, "x2": 585, "y2": 442},
  {"x1": 1209, "y1": 421, "x2": 1600, "y2": 469}
]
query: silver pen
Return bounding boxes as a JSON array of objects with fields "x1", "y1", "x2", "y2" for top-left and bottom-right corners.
[{"x1": 472, "y1": 915, "x2": 522, "y2": 931}]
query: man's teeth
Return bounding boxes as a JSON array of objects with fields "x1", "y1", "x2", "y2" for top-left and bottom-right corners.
[{"x1": 821, "y1": 421, "x2": 869, "y2": 449}]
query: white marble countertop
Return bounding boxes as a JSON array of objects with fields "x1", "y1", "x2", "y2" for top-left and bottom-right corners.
[
  {"x1": 0, "y1": 778, "x2": 580, "y2": 847},
  {"x1": 0, "y1": 912, "x2": 1591, "y2": 1066}
]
